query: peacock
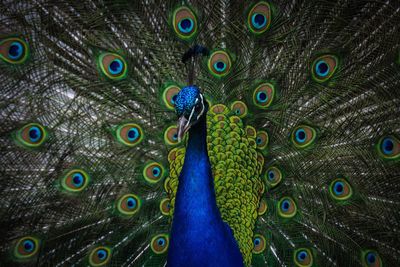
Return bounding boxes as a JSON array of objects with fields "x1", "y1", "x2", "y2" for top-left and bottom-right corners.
[{"x1": 1, "y1": 0, "x2": 400, "y2": 266}]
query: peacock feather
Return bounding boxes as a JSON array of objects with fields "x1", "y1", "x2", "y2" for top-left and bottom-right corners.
[{"x1": 1, "y1": 0, "x2": 400, "y2": 266}]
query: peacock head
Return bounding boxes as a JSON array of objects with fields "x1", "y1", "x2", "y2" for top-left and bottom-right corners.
[{"x1": 174, "y1": 85, "x2": 207, "y2": 141}]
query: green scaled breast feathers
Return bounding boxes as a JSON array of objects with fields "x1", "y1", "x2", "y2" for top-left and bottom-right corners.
[{"x1": 165, "y1": 102, "x2": 265, "y2": 265}]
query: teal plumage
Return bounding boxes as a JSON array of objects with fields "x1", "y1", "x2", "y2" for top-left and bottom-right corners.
[{"x1": 0, "y1": 0, "x2": 400, "y2": 266}]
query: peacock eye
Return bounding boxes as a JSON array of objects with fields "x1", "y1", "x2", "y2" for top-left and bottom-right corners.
[
  {"x1": 0, "y1": 37, "x2": 29, "y2": 64},
  {"x1": 162, "y1": 84, "x2": 181, "y2": 110},
  {"x1": 230, "y1": 101, "x2": 248, "y2": 118},
  {"x1": 329, "y1": 178, "x2": 352, "y2": 201},
  {"x1": 15, "y1": 123, "x2": 47, "y2": 148},
  {"x1": 257, "y1": 199, "x2": 268, "y2": 215},
  {"x1": 294, "y1": 248, "x2": 313, "y2": 267},
  {"x1": 116, "y1": 194, "x2": 141, "y2": 216},
  {"x1": 253, "y1": 82, "x2": 275, "y2": 108},
  {"x1": 172, "y1": 6, "x2": 198, "y2": 40},
  {"x1": 291, "y1": 125, "x2": 316, "y2": 148},
  {"x1": 247, "y1": 2, "x2": 271, "y2": 34},
  {"x1": 116, "y1": 123, "x2": 143, "y2": 147},
  {"x1": 255, "y1": 130, "x2": 269, "y2": 150},
  {"x1": 362, "y1": 250, "x2": 382, "y2": 267},
  {"x1": 160, "y1": 198, "x2": 171, "y2": 216},
  {"x1": 14, "y1": 236, "x2": 40, "y2": 259},
  {"x1": 61, "y1": 169, "x2": 90, "y2": 193},
  {"x1": 252, "y1": 234, "x2": 266, "y2": 254},
  {"x1": 377, "y1": 135, "x2": 399, "y2": 160},
  {"x1": 151, "y1": 234, "x2": 169, "y2": 254},
  {"x1": 311, "y1": 55, "x2": 338, "y2": 82},
  {"x1": 89, "y1": 246, "x2": 112, "y2": 266},
  {"x1": 208, "y1": 50, "x2": 232, "y2": 78},
  {"x1": 278, "y1": 197, "x2": 297, "y2": 218},
  {"x1": 265, "y1": 166, "x2": 282, "y2": 187},
  {"x1": 98, "y1": 53, "x2": 127, "y2": 80},
  {"x1": 143, "y1": 162, "x2": 165, "y2": 184},
  {"x1": 164, "y1": 125, "x2": 180, "y2": 145}
]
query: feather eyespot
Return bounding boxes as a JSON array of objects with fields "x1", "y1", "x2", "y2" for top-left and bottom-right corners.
[
  {"x1": 15, "y1": 123, "x2": 47, "y2": 148},
  {"x1": 172, "y1": 6, "x2": 197, "y2": 40},
  {"x1": 162, "y1": 84, "x2": 181, "y2": 110},
  {"x1": 257, "y1": 199, "x2": 268, "y2": 215},
  {"x1": 160, "y1": 198, "x2": 171, "y2": 216},
  {"x1": 116, "y1": 194, "x2": 141, "y2": 216},
  {"x1": 98, "y1": 53, "x2": 127, "y2": 80},
  {"x1": 256, "y1": 130, "x2": 268, "y2": 150},
  {"x1": 143, "y1": 162, "x2": 165, "y2": 183},
  {"x1": 311, "y1": 55, "x2": 338, "y2": 83},
  {"x1": 252, "y1": 234, "x2": 266, "y2": 254},
  {"x1": 377, "y1": 135, "x2": 399, "y2": 160},
  {"x1": 89, "y1": 246, "x2": 112, "y2": 267},
  {"x1": 362, "y1": 250, "x2": 382, "y2": 267},
  {"x1": 329, "y1": 178, "x2": 352, "y2": 201},
  {"x1": 247, "y1": 2, "x2": 272, "y2": 35},
  {"x1": 208, "y1": 50, "x2": 232, "y2": 78},
  {"x1": 291, "y1": 125, "x2": 316, "y2": 148},
  {"x1": 151, "y1": 234, "x2": 169, "y2": 254},
  {"x1": 164, "y1": 125, "x2": 180, "y2": 145},
  {"x1": 265, "y1": 166, "x2": 282, "y2": 187},
  {"x1": 0, "y1": 37, "x2": 29, "y2": 64},
  {"x1": 61, "y1": 169, "x2": 90, "y2": 193},
  {"x1": 278, "y1": 197, "x2": 297, "y2": 218},
  {"x1": 294, "y1": 248, "x2": 313, "y2": 267},
  {"x1": 230, "y1": 101, "x2": 248, "y2": 118},
  {"x1": 253, "y1": 82, "x2": 275, "y2": 108},
  {"x1": 13, "y1": 236, "x2": 40, "y2": 260},
  {"x1": 116, "y1": 123, "x2": 143, "y2": 147}
]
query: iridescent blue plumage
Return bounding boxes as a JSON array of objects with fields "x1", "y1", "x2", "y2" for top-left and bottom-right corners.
[{"x1": 168, "y1": 87, "x2": 244, "y2": 267}]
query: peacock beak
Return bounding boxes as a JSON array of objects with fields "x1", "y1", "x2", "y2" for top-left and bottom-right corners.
[{"x1": 177, "y1": 116, "x2": 190, "y2": 142}]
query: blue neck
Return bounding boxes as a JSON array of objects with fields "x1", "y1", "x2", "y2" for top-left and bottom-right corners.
[{"x1": 167, "y1": 114, "x2": 244, "y2": 267}]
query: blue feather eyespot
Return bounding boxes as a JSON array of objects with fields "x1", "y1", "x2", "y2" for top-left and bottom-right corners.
[
  {"x1": 143, "y1": 162, "x2": 165, "y2": 183},
  {"x1": 164, "y1": 125, "x2": 180, "y2": 145},
  {"x1": 178, "y1": 18, "x2": 194, "y2": 33},
  {"x1": 311, "y1": 55, "x2": 338, "y2": 82},
  {"x1": 291, "y1": 125, "x2": 316, "y2": 148},
  {"x1": 294, "y1": 248, "x2": 313, "y2": 267},
  {"x1": 247, "y1": 2, "x2": 271, "y2": 34},
  {"x1": 252, "y1": 234, "x2": 266, "y2": 254},
  {"x1": 253, "y1": 82, "x2": 275, "y2": 108},
  {"x1": 98, "y1": 53, "x2": 127, "y2": 80},
  {"x1": 151, "y1": 234, "x2": 169, "y2": 254},
  {"x1": 116, "y1": 194, "x2": 141, "y2": 216},
  {"x1": 162, "y1": 84, "x2": 181, "y2": 110},
  {"x1": 252, "y1": 13, "x2": 267, "y2": 29},
  {"x1": 15, "y1": 123, "x2": 47, "y2": 148},
  {"x1": 231, "y1": 101, "x2": 247, "y2": 118},
  {"x1": 362, "y1": 250, "x2": 382, "y2": 267},
  {"x1": 256, "y1": 130, "x2": 269, "y2": 150},
  {"x1": 13, "y1": 236, "x2": 40, "y2": 260},
  {"x1": 61, "y1": 169, "x2": 90, "y2": 193},
  {"x1": 257, "y1": 199, "x2": 268, "y2": 215},
  {"x1": 172, "y1": 6, "x2": 197, "y2": 40},
  {"x1": 160, "y1": 198, "x2": 171, "y2": 216},
  {"x1": 278, "y1": 197, "x2": 297, "y2": 218},
  {"x1": 329, "y1": 178, "x2": 352, "y2": 201},
  {"x1": 208, "y1": 50, "x2": 232, "y2": 78},
  {"x1": 265, "y1": 166, "x2": 282, "y2": 187},
  {"x1": 377, "y1": 135, "x2": 399, "y2": 160},
  {"x1": 89, "y1": 246, "x2": 112, "y2": 266},
  {"x1": 0, "y1": 37, "x2": 29, "y2": 64},
  {"x1": 116, "y1": 123, "x2": 144, "y2": 147}
]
